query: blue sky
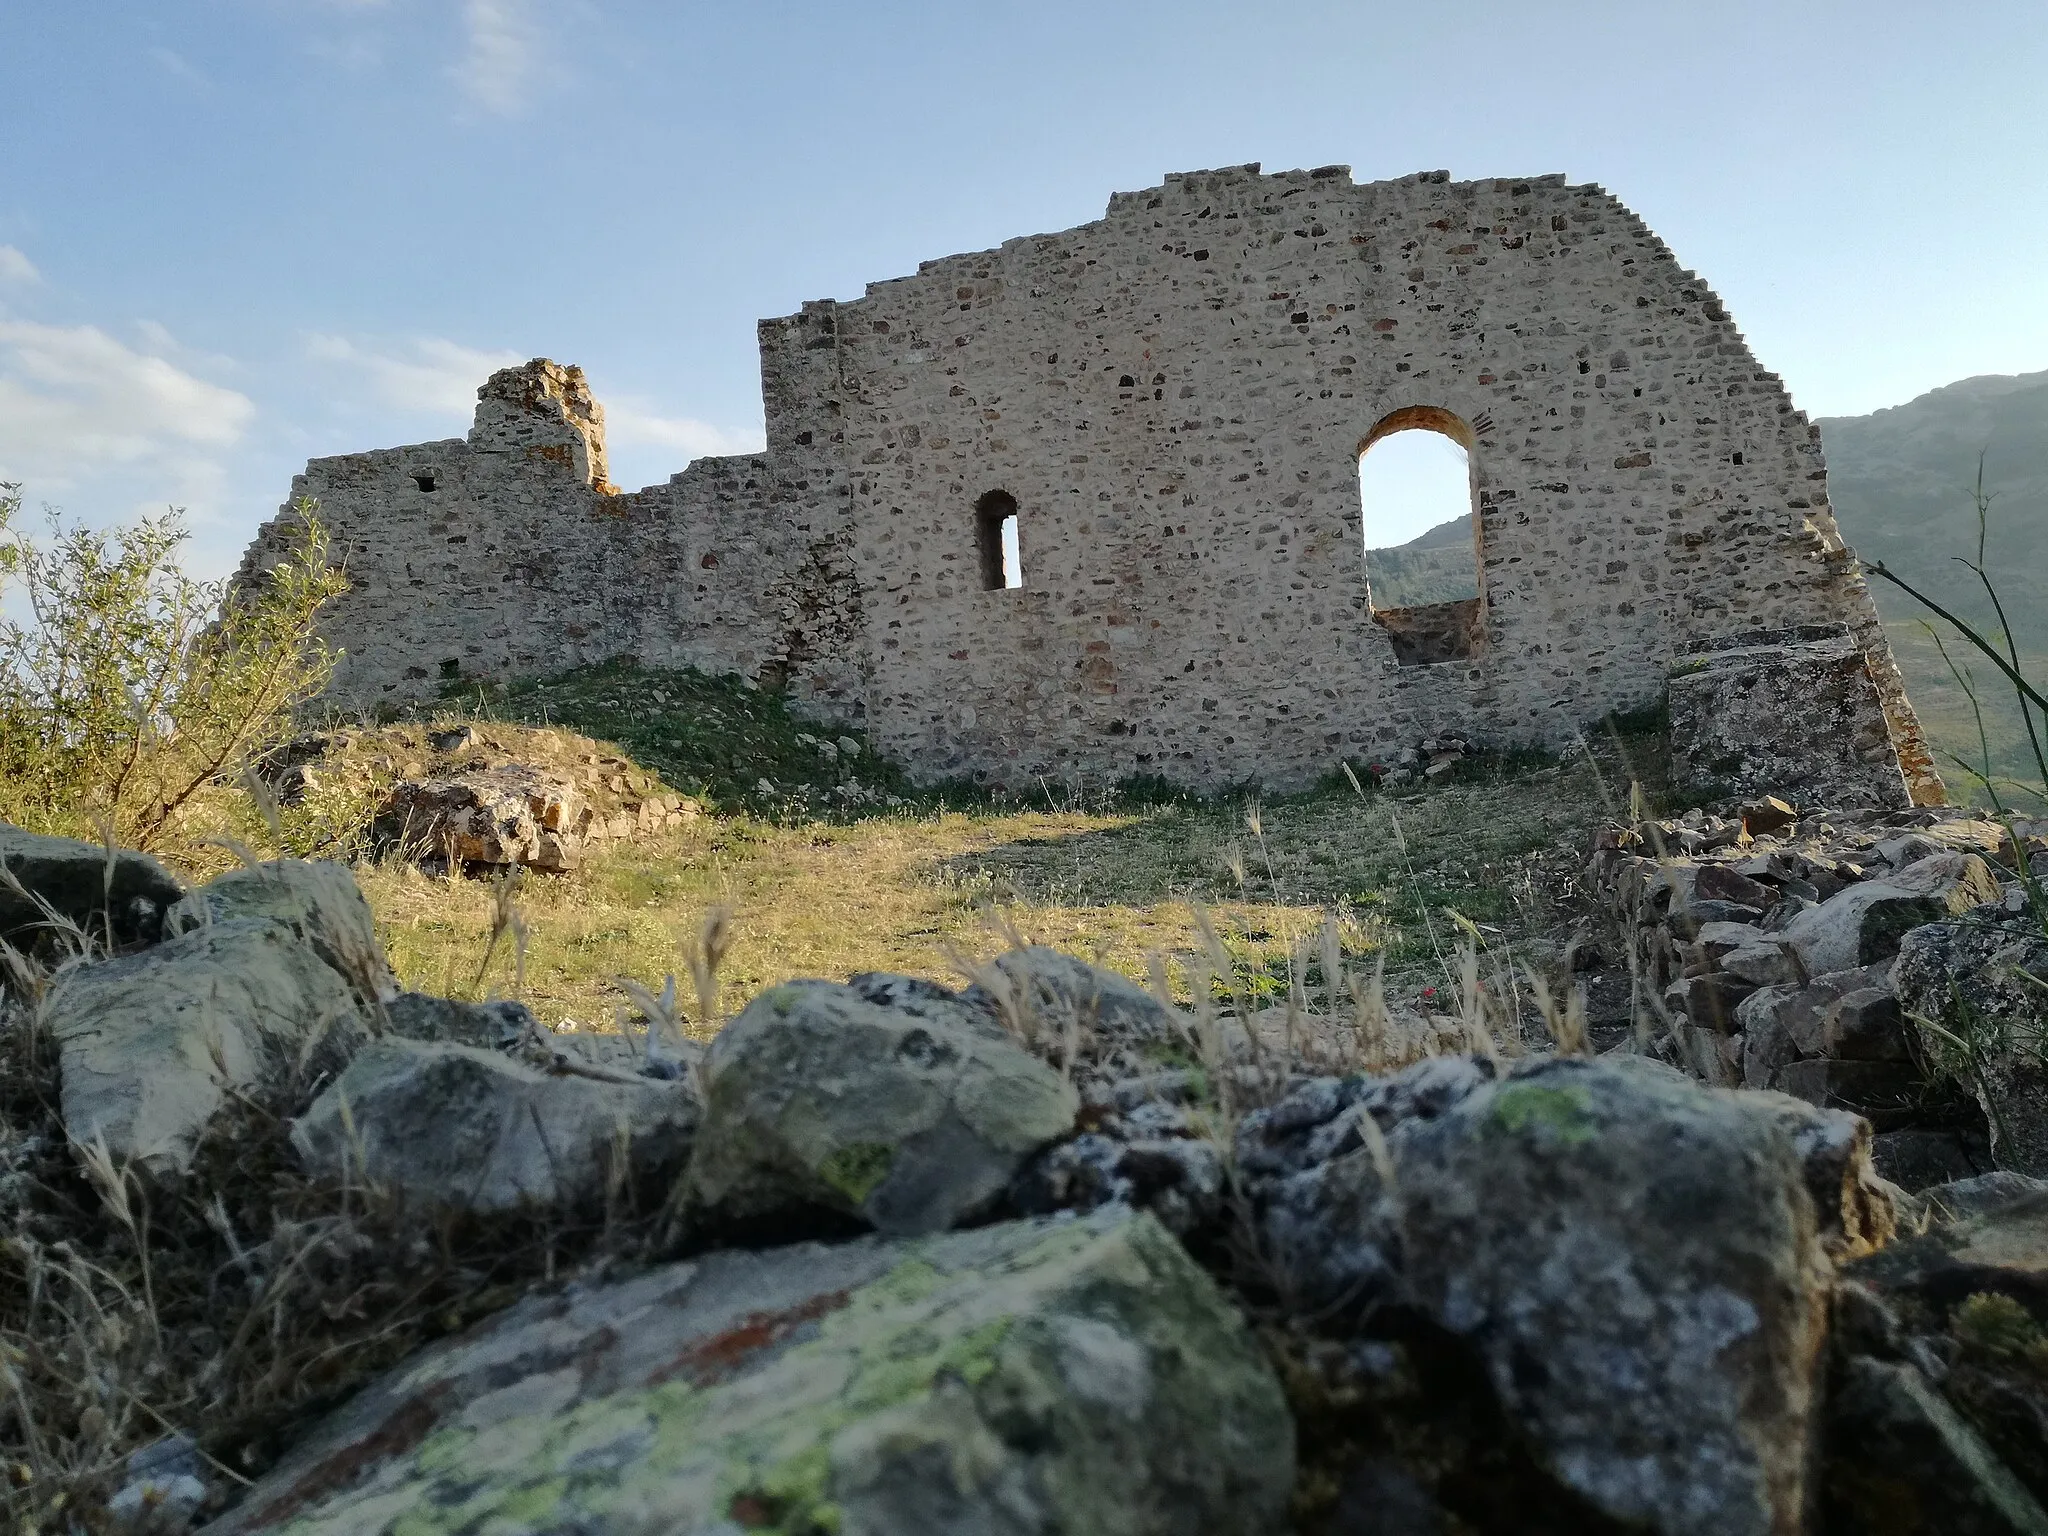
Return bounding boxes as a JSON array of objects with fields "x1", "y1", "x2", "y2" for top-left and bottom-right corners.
[{"x1": 1, "y1": 0, "x2": 2044, "y2": 573}]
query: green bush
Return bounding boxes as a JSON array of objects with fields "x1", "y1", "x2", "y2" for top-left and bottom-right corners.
[{"x1": 0, "y1": 485, "x2": 347, "y2": 857}]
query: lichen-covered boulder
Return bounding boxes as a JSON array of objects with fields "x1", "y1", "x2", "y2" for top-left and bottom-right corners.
[
  {"x1": 200, "y1": 1207, "x2": 1294, "y2": 1535},
  {"x1": 1830, "y1": 1174, "x2": 2048, "y2": 1528},
  {"x1": 1895, "y1": 902, "x2": 2048, "y2": 1176},
  {"x1": 0, "y1": 822, "x2": 183, "y2": 948},
  {"x1": 167, "y1": 860, "x2": 396, "y2": 1005},
  {"x1": 46, "y1": 918, "x2": 366, "y2": 1174},
  {"x1": 1239, "y1": 1053, "x2": 1887, "y2": 1535},
  {"x1": 292, "y1": 1038, "x2": 700, "y2": 1213},
  {"x1": 686, "y1": 978, "x2": 1077, "y2": 1235}
]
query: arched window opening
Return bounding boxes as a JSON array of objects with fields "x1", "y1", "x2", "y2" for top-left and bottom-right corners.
[
  {"x1": 975, "y1": 490, "x2": 1023, "y2": 590},
  {"x1": 1357, "y1": 406, "x2": 1483, "y2": 665}
]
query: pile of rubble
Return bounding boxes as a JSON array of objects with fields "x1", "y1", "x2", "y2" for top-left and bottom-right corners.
[
  {"x1": 1591, "y1": 794, "x2": 2048, "y2": 1187},
  {"x1": 269, "y1": 721, "x2": 698, "y2": 872},
  {"x1": 1374, "y1": 732, "x2": 1471, "y2": 787}
]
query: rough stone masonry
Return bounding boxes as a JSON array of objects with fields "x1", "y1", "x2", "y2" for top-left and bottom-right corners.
[{"x1": 240, "y1": 164, "x2": 1939, "y2": 801}]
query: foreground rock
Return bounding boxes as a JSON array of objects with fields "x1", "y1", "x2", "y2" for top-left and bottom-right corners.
[
  {"x1": 1829, "y1": 1174, "x2": 2048, "y2": 1528},
  {"x1": 46, "y1": 918, "x2": 366, "y2": 1174},
  {"x1": 203, "y1": 1206, "x2": 1293, "y2": 1535},
  {"x1": 168, "y1": 859, "x2": 397, "y2": 1005},
  {"x1": 1896, "y1": 902, "x2": 2048, "y2": 1176},
  {"x1": 0, "y1": 824, "x2": 184, "y2": 949},
  {"x1": 292, "y1": 1038, "x2": 701, "y2": 1213},
  {"x1": 685, "y1": 977, "x2": 1079, "y2": 1235},
  {"x1": 1241, "y1": 1053, "x2": 1886, "y2": 1535}
]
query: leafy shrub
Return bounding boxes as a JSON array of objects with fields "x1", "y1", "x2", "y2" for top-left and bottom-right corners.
[{"x1": 0, "y1": 486, "x2": 347, "y2": 858}]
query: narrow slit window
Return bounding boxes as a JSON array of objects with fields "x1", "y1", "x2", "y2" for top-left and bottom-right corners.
[{"x1": 975, "y1": 490, "x2": 1023, "y2": 590}]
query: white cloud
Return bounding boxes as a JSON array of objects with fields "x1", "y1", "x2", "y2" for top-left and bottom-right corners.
[
  {"x1": 149, "y1": 46, "x2": 212, "y2": 88},
  {"x1": 605, "y1": 401, "x2": 765, "y2": 459},
  {"x1": 452, "y1": 0, "x2": 540, "y2": 115},
  {"x1": 307, "y1": 333, "x2": 522, "y2": 415},
  {"x1": 0, "y1": 247, "x2": 39, "y2": 286},
  {"x1": 0, "y1": 320, "x2": 253, "y2": 491}
]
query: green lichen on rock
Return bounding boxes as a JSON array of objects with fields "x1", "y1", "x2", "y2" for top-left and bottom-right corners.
[
  {"x1": 247, "y1": 1209, "x2": 1292, "y2": 1536},
  {"x1": 818, "y1": 1141, "x2": 895, "y2": 1206},
  {"x1": 1954, "y1": 1291, "x2": 2048, "y2": 1366},
  {"x1": 1488, "y1": 1081, "x2": 1597, "y2": 1145}
]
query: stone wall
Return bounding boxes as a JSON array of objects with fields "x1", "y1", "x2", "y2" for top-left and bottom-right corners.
[{"x1": 241, "y1": 165, "x2": 1938, "y2": 799}]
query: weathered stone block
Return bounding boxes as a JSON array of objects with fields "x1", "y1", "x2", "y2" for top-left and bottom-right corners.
[{"x1": 1669, "y1": 625, "x2": 1912, "y2": 809}]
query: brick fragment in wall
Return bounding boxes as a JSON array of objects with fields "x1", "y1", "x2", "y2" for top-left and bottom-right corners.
[{"x1": 237, "y1": 166, "x2": 1937, "y2": 799}]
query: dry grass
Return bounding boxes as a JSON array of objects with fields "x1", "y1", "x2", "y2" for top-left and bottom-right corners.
[{"x1": 356, "y1": 762, "x2": 1607, "y2": 1039}]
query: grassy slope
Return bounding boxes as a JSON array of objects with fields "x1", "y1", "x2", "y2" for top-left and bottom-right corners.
[
  {"x1": 355, "y1": 663, "x2": 1661, "y2": 1035},
  {"x1": 1821, "y1": 370, "x2": 2048, "y2": 802}
]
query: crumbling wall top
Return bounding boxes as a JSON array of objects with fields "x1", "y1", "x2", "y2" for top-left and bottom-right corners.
[{"x1": 467, "y1": 359, "x2": 614, "y2": 492}]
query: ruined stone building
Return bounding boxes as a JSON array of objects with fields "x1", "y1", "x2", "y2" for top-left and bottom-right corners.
[{"x1": 242, "y1": 164, "x2": 1937, "y2": 801}]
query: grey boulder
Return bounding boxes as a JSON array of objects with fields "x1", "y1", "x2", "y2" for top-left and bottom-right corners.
[
  {"x1": 685, "y1": 978, "x2": 1078, "y2": 1234},
  {"x1": 292, "y1": 1037, "x2": 700, "y2": 1213},
  {"x1": 201, "y1": 1207, "x2": 1294, "y2": 1536},
  {"x1": 0, "y1": 823, "x2": 183, "y2": 948},
  {"x1": 1240, "y1": 1053, "x2": 1888, "y2": 1535},
  {"x1": 46, "y1": 918, "x2": 366, "y2": 1174},
  {"x1": 1895, "y1": 905, "x2": 2048, "y2": 1175},
  {"x1": 167, "y1": 860, "x2": 397, "y2": 1006}
]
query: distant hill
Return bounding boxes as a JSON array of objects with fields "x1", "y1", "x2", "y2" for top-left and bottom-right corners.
[
  {"x1": 1365, "y1": 517, "x2": 1479, "y2": 607},
  {"x1": 1822, "y1": 370, "x2": 2048, "y2": 800}
]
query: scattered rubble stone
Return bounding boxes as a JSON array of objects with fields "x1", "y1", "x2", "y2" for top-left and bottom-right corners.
[
  {"x1": 684, "y1": 976, "x2": 1079, "y2": 1235},
  {"x1": 13, "y1": 805, "x2": 2048, "y2": 1530},
  {"x1": 1592, "y1": 795, "x2": 2030, "y2": 1179},
  {"x1": 266, "y1": 722, "x2": 701, "y2": 874},
  {"x1": 292, "y1": 1037, "x2": 700, "y2": 1214}
]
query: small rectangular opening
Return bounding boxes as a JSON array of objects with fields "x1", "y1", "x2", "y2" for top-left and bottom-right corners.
[
  {"x1": 414, "y1": 472, "x2": 438, "y2": 492},
  {"x1": 975, "y1": 491, "x2": 1023, "y2": 590}
]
